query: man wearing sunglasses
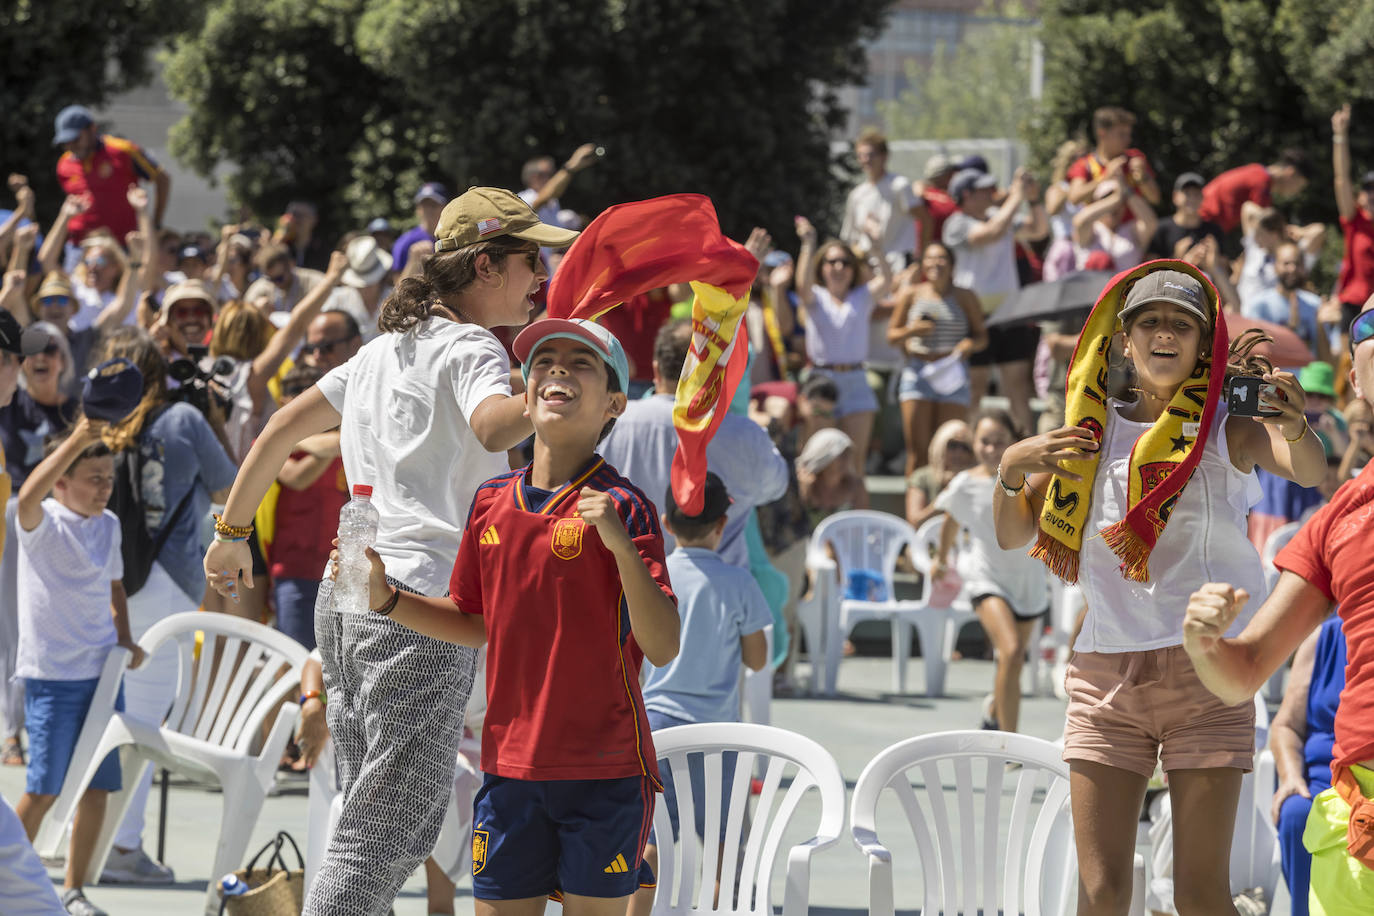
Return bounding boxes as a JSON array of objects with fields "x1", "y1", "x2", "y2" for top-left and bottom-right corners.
[
  {"x1": 243, "y1": 242, "x2": 325, "y2": 313},
  {"x1": 300, "y1": 311, "x2": 362, "y2": 373},
  {"x1": 1184, "y1": 305, "x2": 1374, "y2": 913}
]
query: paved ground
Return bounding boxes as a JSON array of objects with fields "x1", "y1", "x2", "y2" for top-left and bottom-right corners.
[{"x1": 1, "y1": 653, "x2": 1291, "y2": 915}]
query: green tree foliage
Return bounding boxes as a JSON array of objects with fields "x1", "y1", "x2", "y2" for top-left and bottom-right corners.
[
  {"x1": 1029, "y1": 0, "x2": 1374, "y2": 227},
  {"x1": 164, "y1": 0, "x2": 893, "y2": 243},
  {"x1": 879, "y1": 4, "x2": 1039, "y2": 142},
  {"x1": 0, "y1": 0, "x2": 197, "y2": 222}
]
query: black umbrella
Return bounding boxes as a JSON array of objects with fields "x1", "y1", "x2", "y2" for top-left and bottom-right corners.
[{"x1": 984, "y1": 271, "x2": 1114, "y2": 327}]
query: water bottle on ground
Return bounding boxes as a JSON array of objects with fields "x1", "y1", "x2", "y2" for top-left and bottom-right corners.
[{"x1": 334, "y1": 484, "x2": 380, "y2": 613}]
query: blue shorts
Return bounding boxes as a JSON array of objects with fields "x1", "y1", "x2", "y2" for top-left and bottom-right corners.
[
  {"x1": 897, "y1": 357, "x2": 972, "y2": 405},
  {"x1": 24, "y1": 678, "x2": 124, "y2": 796},
  {"x1": 647, "y1": 710, "x2": 737, "y2": 845},
  {"x1": 471, "y1": 773, "x2": 656, "y2": 900},
  {"x1": 809, "y1": 367, "x2": 879, "y2": 418}
]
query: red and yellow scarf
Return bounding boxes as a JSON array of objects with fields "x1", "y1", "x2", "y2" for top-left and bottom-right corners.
[{"x1": 1031, "y1": 260, "x2": 1228, "y2": 583}]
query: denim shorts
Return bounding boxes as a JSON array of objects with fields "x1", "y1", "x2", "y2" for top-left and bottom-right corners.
[
  {"x1": 647, "y1": 709, "x2": 737, "y2": 844},
  {"x1": 24, "y1": 677, "x2": 125, "y2": 796},
  {"x1": 897, "y1": 357, "x2": 971, "y2": 405},
  {"x1": 808, "y1": 367, "x2": 878, "y2": 417}
]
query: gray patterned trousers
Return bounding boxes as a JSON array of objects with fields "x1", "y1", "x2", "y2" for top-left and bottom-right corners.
[{"x1": 304, "y1": 576, "x2": 477, "y2": 916}]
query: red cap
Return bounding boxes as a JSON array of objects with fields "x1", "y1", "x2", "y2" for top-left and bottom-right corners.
[{"x1": 352, "y1": 484, "x2": 373, "y2": 497}]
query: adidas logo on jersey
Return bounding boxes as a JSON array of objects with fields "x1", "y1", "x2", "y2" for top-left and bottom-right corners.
[
  {"x1": 604, "y1": 853, "x2": 630, "y2": 874},
  {"x1": 480, "y1": 525, "x2": 500, "y2": 545}
]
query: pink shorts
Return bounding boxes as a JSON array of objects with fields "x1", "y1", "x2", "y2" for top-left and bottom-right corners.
[{"x1": 1062, "y1": 646, "x2": 1256, "y2": 778}]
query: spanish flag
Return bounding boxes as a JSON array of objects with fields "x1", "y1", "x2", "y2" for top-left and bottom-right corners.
[{"x1": 546, "y1": 194, "x2": 757, "y2": 515}]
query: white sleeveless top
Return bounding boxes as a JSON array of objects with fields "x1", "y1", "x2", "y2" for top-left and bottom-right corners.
[
  {"x1": 1076, "y1": 399, "x2": 1267, "y2": 653},
  {"x1": 803, "y1": 285, "x2": 874, "y2": 366}
]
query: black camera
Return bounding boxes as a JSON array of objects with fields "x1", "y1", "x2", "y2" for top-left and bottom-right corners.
[
  {"x1": 169, "y1": 346, "x2": 234, "y2": 417},
  {"x1": 1226, "y1": 375, "x2": 1284, "y2": 418}
]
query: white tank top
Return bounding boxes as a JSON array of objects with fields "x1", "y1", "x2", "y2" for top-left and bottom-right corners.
[{"x1": 1076, "y1": 399, "x2": 1267, "y2": 653}]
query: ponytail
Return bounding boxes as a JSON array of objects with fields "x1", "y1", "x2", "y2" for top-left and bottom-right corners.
[{"x1": 378, "y1": 236, "x2": 532, "y2": 333}]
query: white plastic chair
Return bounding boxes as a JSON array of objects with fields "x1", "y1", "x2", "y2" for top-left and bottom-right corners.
[
  {"x1": 649, "y1": 722, "x2": 846, "y2": 916},
  {"x1": 36, "y1": 613, "x2": 308, "y2": 915},
  {"x1": 850, "y1": 730, "x2": 1078, "y2": 916},
  {"x1": 1259, "y1": 522, "x2": 1302, "y2": 704},
  {"x1": 802, "y1": 511, "x2": 974, "y2": 696}
]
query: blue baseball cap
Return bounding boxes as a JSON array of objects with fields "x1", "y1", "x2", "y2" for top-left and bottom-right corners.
[
  {"x1": 956, "y1": 154, "x2": 990, "y2": 174},
  {"x1": 82, "y1": 358, "x2": 145, "y2": 423},
  {"x1": 949, "y1": 168, "x2": 997, "y2": 202},
  {"x1": 513, "y1": 318, "x2": 630, "y2": 394},
  {"x1": 414, "y1": 182, "x2": 449, "y2": 206},
  {"x1": 53, "y1": 105, "x2": 95, "y2": 146}
]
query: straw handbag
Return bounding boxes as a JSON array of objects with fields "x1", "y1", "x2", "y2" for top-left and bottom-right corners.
[{"x1": 219, "y1": 831, "x2": 305, "y2": 916}]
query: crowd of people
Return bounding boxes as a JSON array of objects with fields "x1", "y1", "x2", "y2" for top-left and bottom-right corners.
[{"x1": 0, "y1": 95, "x2": 1370, "y2": 916}]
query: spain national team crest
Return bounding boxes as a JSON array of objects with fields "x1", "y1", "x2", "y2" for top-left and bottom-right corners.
[
  {"x1": 472, "y1": 828, "x2": 489, "y2": 874},
  {"x1": 551, "y1": 517, "x2": 584, "y2": 560}
]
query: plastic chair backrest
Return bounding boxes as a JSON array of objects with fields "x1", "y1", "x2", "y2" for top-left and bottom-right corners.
[
  {"x1": 140, "y1": 612, "x2": 309, "y2": 755},
  {"x1": 1259, "y1": 521, "x2": 1302, "y2": 591},
  {"x1": 810, "y1": 511, "x2": 917, "y2": 606},
  {"x1": 851, "y1": 730, "x2": 1076, "y2": 916},
  {"x1": 651, "y1": 722, "x2": 845, "y2": 916}
]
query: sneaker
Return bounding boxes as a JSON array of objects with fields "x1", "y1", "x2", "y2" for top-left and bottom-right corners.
[
  {"x1": 99, "y1": 846, "x2": 174, "y2": 885},
  {"x1": 980, "y1": 694, "x2": 999, "y2": 731},
  {"x1": 61, "y1": 889, "x2": 109, "y2": 916}
]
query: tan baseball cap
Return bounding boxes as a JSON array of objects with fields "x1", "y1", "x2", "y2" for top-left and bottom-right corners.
[{"x1": 433, "y1": 187, "x2": 580, "y2": 253}]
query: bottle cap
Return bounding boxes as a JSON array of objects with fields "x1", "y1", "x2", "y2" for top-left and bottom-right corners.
[{"x1": 352, "y1": 484, "x2": 373, "y2": 498}]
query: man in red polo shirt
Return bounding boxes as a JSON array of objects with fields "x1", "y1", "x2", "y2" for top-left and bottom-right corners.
[
  {"x1": 1199, "y1": 148, "x2": 1311, "y2": 235},
  {"x1": 53, "y1": 105, "x2": 170, "y2": 244},
  {"x1": 1333, "y1": 104, "x2": 1374, "y2": 338},
  {"x1": 1066, "y1": 106, "x2": 1161, "y2": 207}
]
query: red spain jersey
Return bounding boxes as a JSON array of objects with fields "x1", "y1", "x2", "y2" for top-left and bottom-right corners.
[
  {"x1": 1198, "y1": 163, "x2": 1271, "y2": 234},
  {"x1": 55, "y1": 135, "x2": 160, "y2": 244},
  {"x1": 450, "y1": 456, "x2": 675, "y2": 783}
]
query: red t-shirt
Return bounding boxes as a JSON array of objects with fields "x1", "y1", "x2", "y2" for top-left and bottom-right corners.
[
  {"x1": 1337, "y1": 210, "x2": 1374, "y2": 306},
  {"x1": 1274, "y1": 461, "x2": 1374, "y2": 773},
  {"x1": 1198, "y1": 163, "x2": 1271, "y2": 234},
  {"x1": 450, "y1": 457, "x2": 675, "y2": 782},
  {"x1": 55, "y1": 136, "x2": 160, "y2": 245},
  {"x1": 270, "y1": 455, "x2": 348, "y2": 580},
  {"x1": 923, "y1": 188, "x2": 958, "y2": 249},
  {"x1": 1065, "y1": 148, "x2": 1157, "y2": 196}
]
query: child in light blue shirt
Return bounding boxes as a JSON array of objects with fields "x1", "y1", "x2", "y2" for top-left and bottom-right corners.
[{"x1": 633, "y1": 473, "x2": 770, "y2": 916}]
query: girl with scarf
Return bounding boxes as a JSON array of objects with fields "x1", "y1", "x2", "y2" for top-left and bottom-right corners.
[{"x1": 992, "y1": 261, "x2": 1325, "y2": 915}]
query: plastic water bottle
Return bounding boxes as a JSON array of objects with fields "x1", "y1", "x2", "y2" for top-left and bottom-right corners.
[
  {"x1": 220, "y1": 873, "x2": 249, "y2": 897},
  {"x1": 334, "y1": 484, "x2": 380, "y2": 613}
]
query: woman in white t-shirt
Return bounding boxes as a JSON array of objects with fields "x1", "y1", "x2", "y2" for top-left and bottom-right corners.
[
  {"x1": 204, "y1": 187, "x2": 576, "y2": 916},
  {"x1": 792, "y1": 215, "x2": 892, "y2": 477},
  {"x1": 933, "y1": 409, "x2": 1048, "y2": 734}
]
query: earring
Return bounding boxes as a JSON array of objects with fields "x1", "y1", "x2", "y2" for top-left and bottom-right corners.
[{"x1": 492, "y1": 274, "x2": 506, "y2": 291}]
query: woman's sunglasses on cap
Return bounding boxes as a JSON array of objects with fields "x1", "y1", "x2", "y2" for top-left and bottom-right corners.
[
  {"x1": 1351, "y1": 310, "x2": 1374, "y2": 353},
  {"x1": 39, "y1": 296, "x2": 71, "y2": 308}
]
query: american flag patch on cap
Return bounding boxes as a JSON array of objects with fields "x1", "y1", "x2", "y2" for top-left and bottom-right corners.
[{"x1": 477, "y1": 217, "x2": 501, "y2": 236}]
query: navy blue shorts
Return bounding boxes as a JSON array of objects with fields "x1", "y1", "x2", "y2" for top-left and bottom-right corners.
[
  {"x1": 24, "y1": 678, "x2": 124, "y2": 796},
  {"x1": 471, "y1": 773, "x2": 656, "y2": 900}
]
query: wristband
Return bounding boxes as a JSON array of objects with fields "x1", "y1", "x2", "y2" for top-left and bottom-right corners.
[
  {"x1": 213, "y1": 514, "x2": 254, "y2": 539},
  {"x1": 213, "y1": 532, "x2": 249, "y2": 543},
  {"x1": 299, "y1": 689, "x2": 324, "y2": 706},
  {"x1": 1284, "y1": 416, "x2": 1311, "y2": 443},
  {"x1": 995, "y1": 466, "x2": 1025, "y2": 497},
  {"x1": 372, "y1": 587, "x2": 401, "y2": 616}
]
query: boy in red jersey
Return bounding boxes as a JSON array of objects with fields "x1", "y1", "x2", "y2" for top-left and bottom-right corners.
[{"x1": 354, "y1": 316, "x2": 679, "y2": 916}]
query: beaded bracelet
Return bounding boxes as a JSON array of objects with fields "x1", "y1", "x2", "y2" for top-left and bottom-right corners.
[{"x1": 212, "y1": 514, "x2": 254, "y2": 539}]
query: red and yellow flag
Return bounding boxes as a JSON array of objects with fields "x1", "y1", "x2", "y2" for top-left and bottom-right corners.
[{"x1": 546, "y1": 194, "x2": 757, "y2": 515}]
